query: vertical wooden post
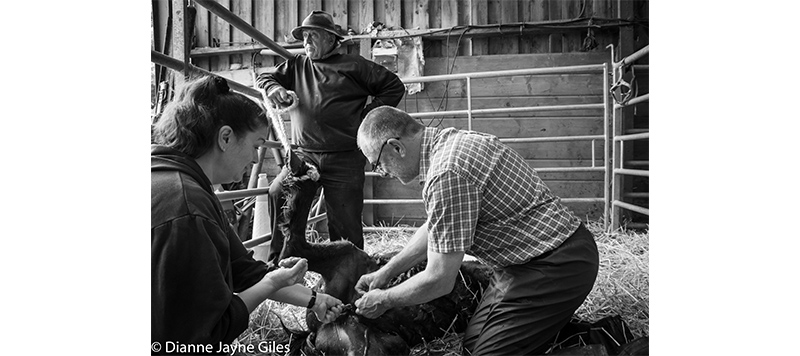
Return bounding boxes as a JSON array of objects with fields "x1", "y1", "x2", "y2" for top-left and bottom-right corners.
[
  {"x1": 384, "y1": 0, "x2": 401, "y2": 29},
  {"x1": 277, "y1": 0, "x2": 298, "y2": 46},
  {"x1": 411, "y1": 0, "x2": 429, "y2": 31},
  {"x1": 562, "y1": 0, "x2": 582, "y2": 52},
  {"x1": 613, "y1": 0, "x2": 636, "y2": 229},
  {"x1": 497, "y1": 0, "x2": 519, "y2": 54},
  {"x1": 254, "y1": 0, "x2": 276, "y2": 68},
  {"x1": 329, "y1": 0, "x2": 349, "y2": 32},
  {"x1": 547, "y1": 0, "x2": 562, "y2": 53},
  {"x1": 441, "y1": 0, "x2": 459, "y2": 58},
  {"x1": 152, "y1": 0, "x2": 171, "y2": 85},
  {"x1": 427, "y1": 0, "x2": 442, "y2": 58},
  {"x1": 359, "y1": 0, "x2": 375, "y2": 35},
  {"x1": 211, "y1": 0, "x2": 231, "y2": 71},
  {"x1": 232, "y1": 0, "x2": 253, "y2": 69},
  {"x1": 359, "y1": 38, "x2": 372, "y2": 59},
  {"x1": 469, "y1": 0, "x2": 488, "y2": 55},
  {"x1": 521, "y1": 0, "x2": 547, "y2": 54},
  {"x1": 171, "y1": 0, "x2": 190, "y2": 88},
  {"x1": 194, "y1": 4, "x2": 210, "y2": 70},
  {"x1": 592, "y1": 0, "x2": 612, "y2": 48},
  {"x1": 456, "y1": 0, "x2": 471, "y2": 56}
]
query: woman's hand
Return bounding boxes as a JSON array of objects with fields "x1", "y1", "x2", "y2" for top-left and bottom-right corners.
[
  {"x1": 310, "y1": 293, "x2": 344, "y2": 323},
  {"x1": 266, "y1": 257, "x2": 308, "y2": 289}
]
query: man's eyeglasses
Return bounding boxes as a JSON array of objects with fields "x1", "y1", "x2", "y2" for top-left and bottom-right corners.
[{"x1": 371, "y1": 137, "x2": 400, "y2": 173}]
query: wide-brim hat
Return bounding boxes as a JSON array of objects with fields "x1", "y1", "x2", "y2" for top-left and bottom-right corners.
[{"x1": 291, "y1": 10, "x2": 345, "y2": 41}]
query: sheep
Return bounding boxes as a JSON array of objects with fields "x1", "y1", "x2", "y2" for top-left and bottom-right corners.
[{"x1": 268, "y1": 174, "x2": 492, "y2": 355}]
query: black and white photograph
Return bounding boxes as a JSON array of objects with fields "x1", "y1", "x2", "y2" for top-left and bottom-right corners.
[
  {"x1": 11, "y1": 1, "x2": 800, "y2": 356},
  {"x1": 149, "y1": 1, "x2": 649, "y2": 355}
]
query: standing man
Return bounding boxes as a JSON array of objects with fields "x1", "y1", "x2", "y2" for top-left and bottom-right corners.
[
  {"x1": 353, "y1": 106, "x2": 599, "y2": 355},
  {"x1": 256, "y1": 10, "x2": 405, "y2": 264}
]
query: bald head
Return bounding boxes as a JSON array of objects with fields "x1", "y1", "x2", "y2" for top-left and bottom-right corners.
[{"x1": 357, "y1": 106, "x2": 424, "y2": 153}]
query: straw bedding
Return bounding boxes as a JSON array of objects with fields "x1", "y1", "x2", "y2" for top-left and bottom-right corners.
[{"x1": 234, "y1": 222, "x2": 649, "y2": 355}]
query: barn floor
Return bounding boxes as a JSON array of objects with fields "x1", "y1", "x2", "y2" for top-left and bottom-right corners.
[{"x1": 235, "y1": 221, "x2": 649, "y2": 356}]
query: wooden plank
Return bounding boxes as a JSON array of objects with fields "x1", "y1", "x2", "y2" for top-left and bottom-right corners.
[
  {"x1": 427, "y1": 117, "x2": 604, "y2": 140},
  {"x1": 423, "y1": 52, "x2": 608, "y2": 73},
  {"x1": 456, "y1": 0, "x2": 470, "y2": 56},
  {"x1": 415, "y1": 74, "x2": 605, "y2": 98},
  {"x1": 400, "y1": 96, "x2": 605, "y2": 117},
  {"x1": 427, "y1": 0, "x2": 442, "y2": 58},
  {"x1": 210, "y1": 0, "x2": 231, "y2": 71},
  {"x1": 561, "y1": 0, "x2": 581, "y2": 52},
  {"x1": 299, "y1": 0, "x2": 322, "y2": 21},
  {"x1": 359, "y1": 38, "x2": 372, "y2": 60},
  {"x1": 488, "y1": 0, "x2": 518, "y2": 55},
  {"x1": 194, "y1": 4, "x2": 210, "y2": 70},
  {"x1": 153, "y1": 0, "x2": 171, "y2": 58},
  {"x1": 499, "y1": 140, "x2": 598, "y2": 160},
  {"x1": 375, "y1": 0, "x2": 385, "y2": 24},
  {"x1": 591, "y1": 0, "x2": 614, "y2": 52},
  {"x1": 153, "y1": 0, "x2": 172, "y2": 90},
  {"x1": 384, "y1": 0, "x2": 401, "y2": 29},
  {"x1": 547, "y1": 0, "x2": 562, "y2": 52},
  {"x1": 520, "y1": 0, "x2": 545, "y2": 54},
  {"x1": 276, "y1": 0, "x2": 298, "y2": 44},
  {"x1": 323, "y1": 0, "x2": 348, "y2": 31},
  {"x1": 469, "y1": 0, "x2": 489, "y2": 55},
  {"x1": 412, "y1": 0, "x2": 429, "y2": 29},
  {"x1": 402, "y1": 0, "x2": 413, "y2": 29},
  {"x1": 440, "y1": 0, "x2": 459, "y2": 58},
  {"x1": 232, "y1": 0, "x2": 253, "y2": 69},
  {"x1": 172, "y1": 0, "x2": 190, "y2": 87},
  {"x1": 582, "y1": 0, "x2": 594, "y2": 50},
  {"x1": 358, "y1": 0, "x2": 375, "y2": 34},
  {"x1": 253, "y1": 0, "x2": 276, "y2": 68},
  {"x1": 562, "y1": 201, "x2": 604, "y2": 221},
  {"x1": 486, "y1": 0, "x2": 499, "y2": 53}
]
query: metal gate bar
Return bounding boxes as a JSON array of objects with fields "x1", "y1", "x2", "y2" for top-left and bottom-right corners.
[
  {"x1": 153, "y1": 1, "x2": 652, "y2": 245},
  {"x1": 610, "y1": 45, "x2": 649, "y2": 230}
]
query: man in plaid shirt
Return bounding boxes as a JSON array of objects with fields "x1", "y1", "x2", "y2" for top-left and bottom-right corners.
[{"x1": 354, "y1": 106, "x2": 599, "y2": 355}]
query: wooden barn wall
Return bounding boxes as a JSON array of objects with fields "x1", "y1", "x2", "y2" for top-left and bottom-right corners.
[
  {"x1": 208, "y1": 52, "x2": 613, "y2": 225},
  {"x1": 378, "y1": 51, "x2": 610, "y2": 225},
  {"x1": 151, "y1": 0, "x2": 648, "y2": 71},
  {"x1": 151, "y1": 0, "x2": 649, "y2": 226}
]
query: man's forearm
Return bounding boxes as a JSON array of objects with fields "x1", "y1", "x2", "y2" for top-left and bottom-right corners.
[
  {"x1": 381, "y1": 223, "x2": 429, "y2": 278},
  {"x1": 382, "y1": 269, "x2": 451, "y2": 308},
  {"x1": 383, "y1": 250, "x2": 465, "y2": 308}
]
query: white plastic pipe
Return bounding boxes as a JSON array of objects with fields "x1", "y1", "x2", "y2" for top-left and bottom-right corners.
[{"x1": 251, "y1": 173, "x2": 272, "y2": 261}]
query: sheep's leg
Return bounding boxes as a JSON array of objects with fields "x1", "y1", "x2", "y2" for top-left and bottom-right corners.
[{"x1": 277, "y1": 178, "x2": 319, "y2": 262}]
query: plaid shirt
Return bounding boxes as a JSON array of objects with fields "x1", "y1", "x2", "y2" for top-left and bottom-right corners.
[{"x1": 419, "y1": 127, "x2": 580, "y2": 268}]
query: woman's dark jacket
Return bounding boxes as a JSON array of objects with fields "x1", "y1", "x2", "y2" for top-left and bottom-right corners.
[{"x1": 151, "y1": 145, "x2": 267, "y2": 351}]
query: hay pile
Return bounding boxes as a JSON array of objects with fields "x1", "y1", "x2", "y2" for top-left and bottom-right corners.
[
  {"x1": 233, "y1": 221, "x2": 649, "y2": 355},
  {"x1": 575, "y1": 222, "x2": 649, "y2": 339}
]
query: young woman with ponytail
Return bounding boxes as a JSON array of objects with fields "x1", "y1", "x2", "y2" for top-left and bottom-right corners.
[{"x1": 151, "y1": 76, "x2": 342, "y2": 354}]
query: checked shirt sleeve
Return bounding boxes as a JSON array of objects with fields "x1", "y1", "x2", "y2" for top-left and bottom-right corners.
[{"x1": 425, "y1": 170, "x2": 481, "y2": 254}]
